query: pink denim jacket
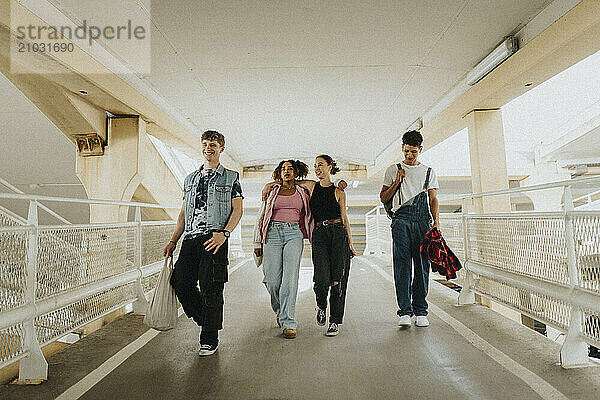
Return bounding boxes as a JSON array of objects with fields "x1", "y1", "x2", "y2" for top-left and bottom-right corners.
[{"x1": 253, "y1": 184, "x2": 314, "y2": 248}]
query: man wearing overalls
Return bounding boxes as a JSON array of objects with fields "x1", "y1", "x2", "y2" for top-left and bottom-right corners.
[
  {"x1": 164, "y1": 130, "x2": 243, "y2": 356},
  {"x1": 380, "y1": 130, "x2": 440, "y2": 328}
]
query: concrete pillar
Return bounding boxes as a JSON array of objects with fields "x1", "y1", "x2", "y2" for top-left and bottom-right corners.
[
  {"x1": 522, "y1": 149, "x2": 570, "y2": 211},
  {"x1": 76, "y1": 117, "x2": 144, "y2": 223},
  {"x1": 465, "y1": 109, "x2": 511, "y2": 213},
  {"x1": 74, "y1": 117, "x2": 144, "y2": 331},
  {"x1": 466, "y1": 109, "x2": 510, "y2": 309},
  {"x1": 74, "y1": 116, "x2": 184, "y2": 331},
  {"x1": 76, "y1": 116, "x2": 181, "y2": 223}
]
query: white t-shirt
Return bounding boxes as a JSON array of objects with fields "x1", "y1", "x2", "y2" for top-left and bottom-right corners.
[{"x1": 383, "y1": 162, "x2": 439, "y2": 212}]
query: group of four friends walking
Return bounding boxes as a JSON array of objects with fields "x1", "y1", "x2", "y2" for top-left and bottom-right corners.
[{"x1": 163, "y1": 129, "x2": 439, "y2": 356}]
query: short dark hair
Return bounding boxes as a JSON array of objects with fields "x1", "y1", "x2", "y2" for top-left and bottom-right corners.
[
  {"x1": 201, "y1": 130, "x2": 225, "y2": 146},
  {"x1": 272, "y1": 160, "x2": 309, "y2": 181},
  {"x1": 316, "y1": 154, "x2": 340, "y2": 175},
  {"x1": 402, "y1": 130, "x2": 423, "y2": 147}
]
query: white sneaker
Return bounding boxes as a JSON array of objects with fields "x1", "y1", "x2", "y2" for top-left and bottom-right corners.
[
  {"x1": 415, "y1": 316, "x2": 430, "y2": 327},
  {"x1": 199, "y1": 343, "x2": 218, "y2": 356},
  {"x1": 398, "y1": 315, "x2": 412, "y2": 327},
  {"x1": 325, "y1": 322, "x2": 339, "y2": 336}
]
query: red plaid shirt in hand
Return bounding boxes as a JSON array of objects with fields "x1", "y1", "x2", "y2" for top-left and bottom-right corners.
[{"x1": 420, "y1": 227, "x2": 462, "y2": 280}]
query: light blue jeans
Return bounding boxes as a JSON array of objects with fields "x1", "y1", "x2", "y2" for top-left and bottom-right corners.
[{"x1": 262, "y1": 222, "x2": 304, "y2": 330}]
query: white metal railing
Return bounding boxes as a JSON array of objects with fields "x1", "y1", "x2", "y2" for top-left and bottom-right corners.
[
  {"x1": 363, "y1": 206, "x2": 392, "y2": 257},
  {"x1": 364, "y1": 176, "x2": 600, "y2": 368},
  {"x1": 574, "y1": 188, "x2": 600, "y2": 205},
  {"x1": 0, "y1": 205, "x2": 27, "y2": 226},
  {"x1": 0, "y1": 193, "x2": 180, "y2": 383},
  {"x1": 571, "y1": 188, "x2": 600, "y2": 210},
  {"x1": 0, "y1": 177, "x2": 71, "y2": 224}
]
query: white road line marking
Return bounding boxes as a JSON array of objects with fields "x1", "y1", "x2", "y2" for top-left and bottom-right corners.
[
  {"x1": 55, "y1": 327, "x2": 160, "y2": 400},
  {"x1": 55, "y1": 259, "x2": 251, "y2": 400},
  {"x1": 357, "y1": 256, "x2": 569, "y2": 400}
]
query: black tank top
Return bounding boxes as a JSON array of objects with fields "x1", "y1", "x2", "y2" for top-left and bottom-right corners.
[{"x1": 309, "y1": 182, "x2": 341, "y2": 223}]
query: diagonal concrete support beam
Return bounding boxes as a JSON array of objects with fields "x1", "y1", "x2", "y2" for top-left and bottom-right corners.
[
  {"x1": 0, "y1": 56, "x2": 103, "y2": 144},
  {"x1": 64, "y1": 91, "x2": 107, "y2": 143},
  {"x1": 0, "y1": 0, "x2": 242, "y2": 171},
  {"x1": 0, "y1": 22, "x2": 127, "y2": 145}
]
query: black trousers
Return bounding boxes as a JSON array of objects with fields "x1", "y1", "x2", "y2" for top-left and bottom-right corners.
[
  {"x1": 312, "y1": 224, "x2": 351, "y2": 324},
  {"x1": 170, "y1": 234, "x2": 228, "y2": 345}
]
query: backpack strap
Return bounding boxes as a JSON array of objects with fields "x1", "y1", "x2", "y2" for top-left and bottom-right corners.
[
  {"x1": 384, "y1": 163, "x2": 403, "y2": 219},
  {"x1": 423, "y1": 167, "x2": 432, "y2": 190},
  {"x1": 392, "y1": 163, "x2": 403, "y2": 199}
]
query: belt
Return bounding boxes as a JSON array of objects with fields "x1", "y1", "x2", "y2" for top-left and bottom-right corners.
[{"x1": 315, "y1": 218, "x2": 342, "y2": 228}]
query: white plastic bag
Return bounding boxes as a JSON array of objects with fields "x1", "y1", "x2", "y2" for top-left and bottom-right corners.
[{"x1": 144, "y1": 257, "x2": 178, "y2": 331}]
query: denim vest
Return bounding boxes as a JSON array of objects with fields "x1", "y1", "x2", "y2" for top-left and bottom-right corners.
[{"x1": 183, "y1": 164, "x2": 239, "y2": 234}]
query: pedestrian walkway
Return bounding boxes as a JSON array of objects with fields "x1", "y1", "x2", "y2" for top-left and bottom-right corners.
[{"x1": 2, "y1": 257, "x2": 599, "y2": 400}]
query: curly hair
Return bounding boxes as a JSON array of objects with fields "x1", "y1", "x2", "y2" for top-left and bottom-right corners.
[
  {"x1": 402, "y1": 130, "x2": 423, "y2": 147},
  {"x1": 201, "y1": 130, "x2": 225, "y2": 146},
  {"x1": 316, "y1": 154, "x2": 340, "y2": 175},
  {"x1": 272, "y1": 159, "x2": 309, "y2": 182}
]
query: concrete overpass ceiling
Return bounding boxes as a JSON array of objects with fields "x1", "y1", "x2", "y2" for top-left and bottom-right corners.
[
  {"x1": 47, "y1": 0, "x2": 553, "y2": 168},
  {"x1": 552, "y1": 129, "x2": 600, "y2": 161},
  {"x1": 415, "y1": 32, "x2": 600, "y2": 181},
  {"x1": 543, "y1": 113, "x2": 600, "y2": 161}
]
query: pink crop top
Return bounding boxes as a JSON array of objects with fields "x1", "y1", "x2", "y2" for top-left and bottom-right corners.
[{"x1": 271, "y1": 190, "x2": 303, "y2": 223}]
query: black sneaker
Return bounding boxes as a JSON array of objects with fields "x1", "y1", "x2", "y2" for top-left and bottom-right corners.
[
  {"x1": 326, "y1": 323, "x2": 339, "y2": 336},
  {"x1": 316, "y1": 308, "x2": 326, "y2": 326},
  {"x1": 199, "y1": 343, "x2": 218, "y2": 356},
  {"x1": 590, "y1": 345, "x2": 600, "y2": 359}
]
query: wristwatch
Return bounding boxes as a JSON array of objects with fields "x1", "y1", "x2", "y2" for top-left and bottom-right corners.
[{"x1": 221, "y1": 230, "x2": 230, "y2": 238}]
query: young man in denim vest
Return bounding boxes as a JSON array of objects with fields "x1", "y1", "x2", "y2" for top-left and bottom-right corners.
[
  {"x1": 164, "y1": 130, "x2": 243, "y2": 356},
  {"x1": 380, "y1": 130, "x2": 439, "y2": 328}
]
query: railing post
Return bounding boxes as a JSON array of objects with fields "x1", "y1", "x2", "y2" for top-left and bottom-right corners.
[
  {"x1": 18, "y1": 200, "x2": 48, "y2": 384},
  {"x1": 229, "y1": 224, "x2": 245, "y2": 259},
  {"x1": 383, "y1": 206, "x2": 392, "y2": 256},
  {"x1": 458, "y1": 198, "x2": 475, "y2": 305},
  {"x1": 375, "y1": 206, "x2": 382, "y2": 256},
  {"x1": 132, "y1": 206, "x2": 148, "y2": 314},
  {"x1": 560, "y1": 185, "x2": 591, "y2": 368},
  {"x1": 364, "y1": 212, "x2": 371, "y2": 255}
]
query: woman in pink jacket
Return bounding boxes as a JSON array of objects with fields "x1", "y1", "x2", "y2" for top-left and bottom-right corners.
[{"x1": 254, "y1": 160, "x2": 314, "y2": 339}]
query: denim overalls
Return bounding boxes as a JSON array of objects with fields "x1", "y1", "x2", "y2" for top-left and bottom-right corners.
[{"x1": 391, "y1": 168, "x2": 432, "y2": 317}]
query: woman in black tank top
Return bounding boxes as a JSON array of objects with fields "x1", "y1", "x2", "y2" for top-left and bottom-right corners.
[
  {"x1": 307, "y1": 155, "x2": 356, "y2": 336},
  {"x1": 258, "y1": 155, "x2": 355, "y2": 336},
  {"x1": 309, "y1": 182, "x2": 341, "y2": 223}
]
